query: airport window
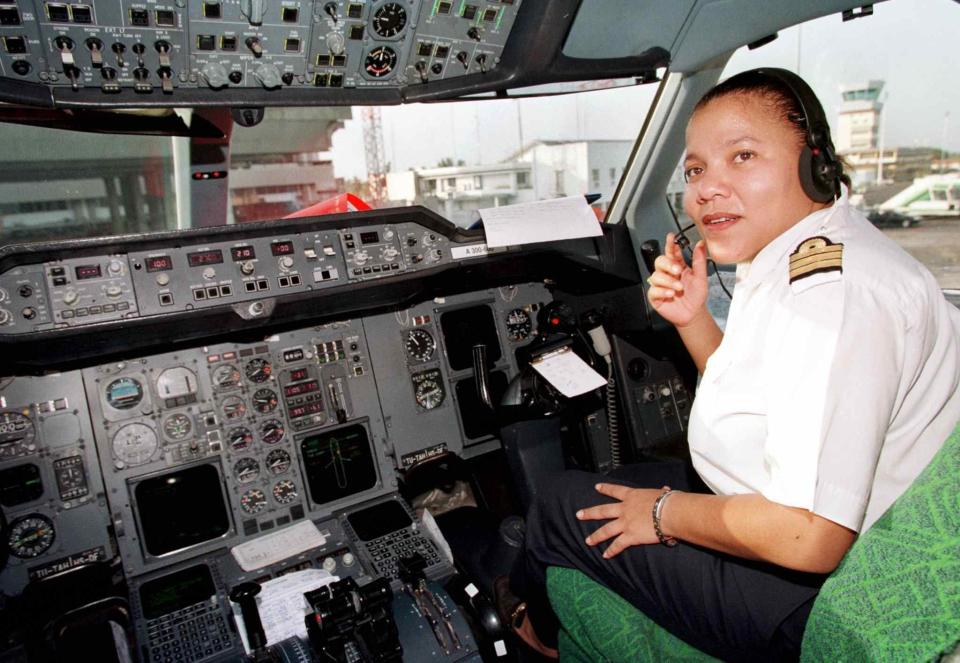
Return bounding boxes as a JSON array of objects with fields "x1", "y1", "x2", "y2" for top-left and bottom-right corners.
[{"x1": 591, "y1": 168, "x2": 600, "y2": 187}]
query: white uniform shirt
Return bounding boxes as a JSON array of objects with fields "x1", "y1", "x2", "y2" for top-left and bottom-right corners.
[{"x1": 688, "y1": 190, "x2": 960, "y2": 532}]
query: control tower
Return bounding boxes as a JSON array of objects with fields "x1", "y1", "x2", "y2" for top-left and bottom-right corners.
[{"x1": 836, "y1": 80, "x2": 885, "y2": 152}]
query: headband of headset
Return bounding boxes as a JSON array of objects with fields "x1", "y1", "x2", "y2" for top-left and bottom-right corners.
[{"x1": 720, "y1": 67, "x2": 842, "y2": 202}]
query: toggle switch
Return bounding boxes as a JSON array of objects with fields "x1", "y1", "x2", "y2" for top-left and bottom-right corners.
[
  {"x1": 86, "y1": 38, "x2": 103, "y2": 68},
  {"x1": 155, "y1": 40, "x2": 171, "y2": 68},
  {"x1": 245, "y1": 36, "x2": 263, "y2": 57}
]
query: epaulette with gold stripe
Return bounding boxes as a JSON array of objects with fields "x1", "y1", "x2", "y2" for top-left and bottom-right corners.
[{"x1": 789, "y1": 236, "x2": 843, "y2": 284}]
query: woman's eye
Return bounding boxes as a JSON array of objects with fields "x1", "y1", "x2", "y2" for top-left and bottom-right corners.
[
  {"x1": 733, "y1": 150, "x2": 755, "y2": 163},
  {"x1": 683, "y1": 166, "x2": 702, "y2": 182}
]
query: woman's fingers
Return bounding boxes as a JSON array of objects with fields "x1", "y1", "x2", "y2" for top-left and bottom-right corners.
[
  {"x1": 584, "y1": 520, "x2": 622, "y2": 546},
  {"x1": 647, "y1": 286, "x2": 677, "y2": 303},
  {"x1": 691, "y1": 240, "x2": 709, "y2": 281},
  {"x1": 577, "y1": 501, "x2": 621, "y2": 521},
  {"x1": 654, "y1": 254, "x2": 683, "y2": 277},
  {"x1": 601, "y1": 535, "x2": 631, "y2": 559},
  {"x1": 647, "y1": 272, "x2": 684, "y2": 291}
]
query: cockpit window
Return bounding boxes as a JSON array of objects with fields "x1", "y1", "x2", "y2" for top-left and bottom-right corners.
[
  {"x1": 0, "y1": 123, "x2": 185, "y2": 246},
  {"x1": 0, "y1": 81, "x2": 656, "y2": 248}
]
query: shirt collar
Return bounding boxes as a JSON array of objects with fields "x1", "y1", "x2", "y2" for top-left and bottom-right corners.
[{"x1": 736, "y1": 186, "x2": 848, "y2": 288}]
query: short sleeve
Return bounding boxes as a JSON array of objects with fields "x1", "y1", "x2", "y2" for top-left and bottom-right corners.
[{"x1": 761, "y1": 279, "x2": 906, "y2": 531}]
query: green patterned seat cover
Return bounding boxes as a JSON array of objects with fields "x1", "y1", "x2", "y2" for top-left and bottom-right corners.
[{"x1": 547, "y1": 421, "x2": 960, "y2": 662}]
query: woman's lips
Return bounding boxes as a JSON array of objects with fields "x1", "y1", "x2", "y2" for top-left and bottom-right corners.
[{"x1": 701, "y1": 213, "x2": 740, "y2": 231}]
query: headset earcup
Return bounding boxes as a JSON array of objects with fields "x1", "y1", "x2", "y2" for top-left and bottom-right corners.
[{"x1": 798, "y1": 145, "x2": 834, "y2": 203}]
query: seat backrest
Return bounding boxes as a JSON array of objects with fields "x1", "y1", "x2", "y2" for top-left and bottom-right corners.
[{"x1": 801, "y1": 421, "x2": 960, "y2": 661}]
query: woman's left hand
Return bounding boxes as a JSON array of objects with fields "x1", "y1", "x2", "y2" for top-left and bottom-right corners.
[{"x1": 577, "y1": 484, "x2": 666, "y2": 558}]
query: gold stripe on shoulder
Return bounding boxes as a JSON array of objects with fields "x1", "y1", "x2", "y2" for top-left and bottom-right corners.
[{"x1": 789, "y1": 235, "x2": 843, "y2": 284}]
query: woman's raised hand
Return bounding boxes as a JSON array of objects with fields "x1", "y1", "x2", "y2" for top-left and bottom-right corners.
[{"x1": 646, "y1": 234, "x2": 710, "y2": 328}]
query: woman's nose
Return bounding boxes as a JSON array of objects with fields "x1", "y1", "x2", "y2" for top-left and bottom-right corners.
[{"x1": 695, "y1": 167, "x2": 730, "y2": 202}]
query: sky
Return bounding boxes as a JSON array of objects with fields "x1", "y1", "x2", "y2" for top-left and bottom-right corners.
[{"x1": 328, "y1": 0, "x2": 960, "y2": 181}]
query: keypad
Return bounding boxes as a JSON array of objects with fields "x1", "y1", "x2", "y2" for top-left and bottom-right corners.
[
  {"x1": 145, "y1": 600, "x2": 232, "y2": 662},
  {"x1": 364, "y1": 529, "x2": 442, "y2": 579}
]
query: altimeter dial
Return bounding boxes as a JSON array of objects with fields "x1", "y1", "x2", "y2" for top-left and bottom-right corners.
[
  {"x1": 372, "y1": 3, "x2": 407, "y2": 37},
  {"x1": 7, "y1": 514, "x2": 56, "y2": 558},
  {"x1": 404, "y1": 328, "x2": 435, "y2": 362},
  {"x1": 364, "y1": 46, "x2": 397, "y2": 77}
]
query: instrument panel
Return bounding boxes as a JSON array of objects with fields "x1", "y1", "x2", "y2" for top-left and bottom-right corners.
[
  {"x1": 0, "y1": 0, "x2": 523, "y2": 102},
  {"x1": 0, "y1": 230, "x2": 560, "y2": 597},
  {"x1": 0, "y1": 209, "x2": 642, "y2": 663}
]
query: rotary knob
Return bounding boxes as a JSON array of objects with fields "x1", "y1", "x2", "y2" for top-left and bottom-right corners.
[
  {"x1": 200, "y1": 62, "x2": 229, "y2": 89},
  {"x1": 381, "y1": 247, "x2": 399, "y2": 262},
  {"x1": 253, "y1": 63, "x2": 281, "y2": 89},
  {"x1": 108, "y1": 259, "x2": 123, "y2": 275},
  {"x1": 202, "y1": 267, "x2": 217, "y2": 280},
  {"x1": 321, "y1": 556, "x2": 337, "y2": 573},
  {"x1": 341, "y1": 552, "x2": 355, "y2": 567},
  {"x1": 63, "y1": 290, "x2": 78, "y2": 305},
  {"x1": 240, "y1": 260, "x2": 256, "y2": 276},
  {"x1": 278, "y1": 256, "x2": 294, "y2": 271},
  {"x1": 354, "y1": 251, "x2": 369, "y2": 266},
  {"x1": 155, "y1": 273, "x2": 170, "y2": 286},
  {"x1": 106, "y1": 285, "x2": 123, "y2": 298},
  {"x1": 326, "y1": 32, "x2": 345, "y2": 55}
]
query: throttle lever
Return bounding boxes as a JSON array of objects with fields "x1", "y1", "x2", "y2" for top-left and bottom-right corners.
[
  {"x1": 229, "y1": 582, "x2": 268, "y2": 654},
  {"x1": 473, "y1": 344, "x2": 494, "y2": 413}
]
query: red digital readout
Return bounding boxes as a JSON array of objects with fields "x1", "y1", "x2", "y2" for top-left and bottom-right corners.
[
  {"x1": 271, "y1": 241, "x2": 295, "y2": 256},
  {"x1": 145, "y1": 255, "x2": 173, "y2": 272},
  {"x1": 288, "y1": 401, "x2": 324, "y2": 418},
  {"x1": 288, "y1": 367, "x2": 309, "y2": 382},
  {"x1": 75, "y1": 264, "x2": 102, "y2": 280},
  {"x1": 187, "y1": 250, "x2": 224, "y2": 267},
  {"x1": 231, "y1": 246, "x2": 256, "y2": 261},
  {"x1": 284, "y1": 381, "x2": 320, "y2": 398}
]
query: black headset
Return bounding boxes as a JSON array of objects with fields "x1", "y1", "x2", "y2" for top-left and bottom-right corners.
[{"x1": 724, "y1": 67, "x2": 843, "y2": 203}]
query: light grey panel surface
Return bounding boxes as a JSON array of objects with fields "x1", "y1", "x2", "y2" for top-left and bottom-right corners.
[{"x1": 0, "y1": 372, "x2": 113, "y2": 596}]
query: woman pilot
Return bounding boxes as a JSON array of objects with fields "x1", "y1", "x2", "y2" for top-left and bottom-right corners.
[{"x1": 496, "y1": 68, "x2": 960, "y2": 661}]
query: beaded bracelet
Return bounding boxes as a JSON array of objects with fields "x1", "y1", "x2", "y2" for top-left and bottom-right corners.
[{"x1": 652, "y1": 488, "x2": 678, "y2": 547}]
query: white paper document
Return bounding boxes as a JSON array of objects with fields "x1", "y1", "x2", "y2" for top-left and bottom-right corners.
[
  {"x1": 478, "y1": 196, "x2": 603, "y2": 248},
  {"x1": 231, "y1": 568, "x2": 338, "y2": 654},
  {"x1": 531, "y1": 346, "x2": 608, "y2": 397},
  {"x1": 230, "y1": 520, "x2": 326, "y2": 572}
]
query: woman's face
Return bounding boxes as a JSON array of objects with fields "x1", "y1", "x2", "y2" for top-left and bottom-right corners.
[{"x1": 682, "y1": 92, "x2": 828, "y2": 264}]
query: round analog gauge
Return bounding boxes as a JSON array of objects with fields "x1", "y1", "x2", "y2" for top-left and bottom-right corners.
[
  {"x1": 0, "y1": 411, "x2": 35, "y2": 450},
  {"x1": 364, "y1": 46, "x2": 398, "y2": 78},
  {"x1": 156, "y1": 366, "x2": 198, "y2": 400},
  {"x1": 415, "y1": 378, "x2": 445, "y2": 410},
  {"x1": 272, "y1": 479, "x2": 298, "y2": 504},
  {"x1": 227, "y1": 425, "x2": 254, "y2": 452},
  {"x1": 405, "y1": 329, "x2": 436, "y2": 362},
  {"x1": 260, "y1": 419, "x2": 285, "y2": 445},
  {"x1": 162, "y1": 413, "x2": 192, "y2": 440},
  {"x1": 265, "y1": 448, "x2": 291, "y2": 475},
  {"x1": 505, "y1": 308, "x2": 532, "y2": 342},
  {"x1": 7, "y1": 514, "x2": 55, "y2": 559},
  {"x1": 372, "y1": 2, "x2": 407, "y2": 37},
  {"x1": 212, "y1": 364, "x2": 242, "y2": 391},
  {"x1": 105, "y1": 376, "x2": 143, "y2": 410},
  {"x1": 221, "y1": 396, "x2": 247, "y2": 420},
  {"x1": 251, "y1": 388, "x2": 278, "y2": 414},
  {"x1": 239, "y1": 488, "x2": 267, "y2": 515},
  {"x1": 245, "y1": 358, "x2": 273, "y2": 383},
  {"x1": 233, "y1": 457, "x2": 260, "y2": 483},
  {"x1": 111, "y1": 422, "x2": 158, "y2": 466}
]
